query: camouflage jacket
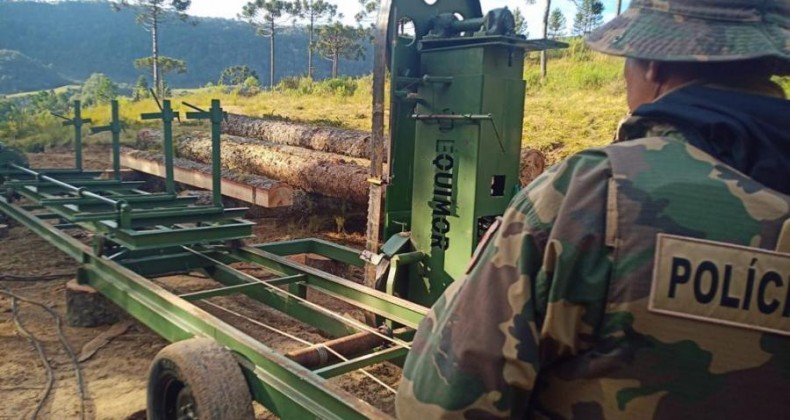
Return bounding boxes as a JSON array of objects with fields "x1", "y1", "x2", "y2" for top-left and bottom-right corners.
[{"x1": 396, "y1": 114, "x2": 790, "y2": 418}]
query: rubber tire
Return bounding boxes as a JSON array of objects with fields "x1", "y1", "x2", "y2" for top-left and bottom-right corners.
[{"x1": 147, "y1": 338, "x2": 254, "y2": 420}]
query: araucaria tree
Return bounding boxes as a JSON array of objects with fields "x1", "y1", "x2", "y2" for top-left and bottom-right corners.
[
  {"x1": 134, "y1": 56, "x2": 187, "y2": 92},
  {"x1": 572, "y1": 0, "x2": 604, "y2": 35},
  {"x1": 512, "y1": 7, "x2": 528, "y2": 37},
  {"x1": 315, "y1": 22, "x2": 365, "y2": 78},
  {"x1": 111, "y1": 0, "x2": 192, "y2": 98},
  {"x1": 547, "y1": 8, "x2": 567, "y2": 39},
  {"x1": 291, "y1": 0, "x2": 338, "y2": 78},
  {"x1": 219, "y1": 65, "x2": 260, "y2": 86},
  {"x1": 241, "y1": 0, "x2": 296, "y2": 88}
]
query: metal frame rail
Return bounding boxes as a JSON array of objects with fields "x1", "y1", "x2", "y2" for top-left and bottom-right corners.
[{"x1": 0, "y1": 100, "x2": 428, "y2": 419}]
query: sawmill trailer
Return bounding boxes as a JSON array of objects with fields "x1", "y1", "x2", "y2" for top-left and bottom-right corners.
[{"x1": 0, "y1": 0, "x2": 563, "y2": 418}]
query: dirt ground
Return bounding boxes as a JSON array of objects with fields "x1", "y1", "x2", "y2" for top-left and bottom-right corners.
[{"x1": 0, "y1": 146, "x2": 400, "y2": 419}]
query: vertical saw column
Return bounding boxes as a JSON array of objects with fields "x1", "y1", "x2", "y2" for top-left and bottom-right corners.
[{"x1": 408, "y1": 38, "x2": 527, "y2": 305}]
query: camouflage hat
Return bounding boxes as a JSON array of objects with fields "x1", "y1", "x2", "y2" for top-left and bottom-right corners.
[{"x1": 586, "y1": 0, "x2": 790, "y2": 73}]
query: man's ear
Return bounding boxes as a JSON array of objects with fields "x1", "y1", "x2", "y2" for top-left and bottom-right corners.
[{"x1": 645, "y1": 61, "x2": 663, "y2": 84}]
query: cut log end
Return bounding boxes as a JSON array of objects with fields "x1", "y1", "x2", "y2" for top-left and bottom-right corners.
[{"x1": 520, "y1": 148, "x2": 547, "y2": 187}]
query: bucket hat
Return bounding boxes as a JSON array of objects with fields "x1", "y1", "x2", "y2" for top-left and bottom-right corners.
[{"x1": 586, "y1": 0, "x2": 790, "y2": 73}]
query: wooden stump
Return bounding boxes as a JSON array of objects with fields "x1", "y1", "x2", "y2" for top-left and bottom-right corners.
[
  {"x1": 66, "y1": 280, "x2": 121, "y2": 328},
  {"x1": 0, "y1": 224, "x2": 8, "y2": 239}
]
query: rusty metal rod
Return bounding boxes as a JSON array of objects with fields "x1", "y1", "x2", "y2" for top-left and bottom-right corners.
[{"x1": 286, "y1": 331, "x2": 389, "y2": 369}]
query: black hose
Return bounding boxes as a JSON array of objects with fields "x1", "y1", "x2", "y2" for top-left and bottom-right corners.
[
  {"x1": 0, "y1": 273, "x2": 73, "y2": 282},
  {"x1": 0, "y1": 288, "x2": 86, "y2": 420},
  {"x1": 10, "y1": 296, "x2": 54, "y2": 420}
]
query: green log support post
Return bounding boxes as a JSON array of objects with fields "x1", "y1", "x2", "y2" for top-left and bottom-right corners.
[
  {"x1": 184, "y1": 99, "x2": 226, "y2": 208},
  {"x1": 52, "y1": 101, "x2": 91, "y2": 171},
  {"x1": 141, "y1": 99, "x2": 179, "y2": 195},
  {"x1": 90, "y1": 100, "x2": 122, "y2": 179}
]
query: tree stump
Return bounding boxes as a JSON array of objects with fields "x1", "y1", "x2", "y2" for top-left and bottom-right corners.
[
  {"x1": 0, "y1": 224, "x2": 8, "y2": 239},
  {"x1": 65, "y1": 280, "x2": 122, "y2": 328}
]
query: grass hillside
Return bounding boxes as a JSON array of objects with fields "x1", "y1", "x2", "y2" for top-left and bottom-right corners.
[{"x1": 0, "y1": 50, "x2": 70, "y2": 94}]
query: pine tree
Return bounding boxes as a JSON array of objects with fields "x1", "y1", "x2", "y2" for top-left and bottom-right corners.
[
  {"x1": 512, "y1": 7, "x2": 528, "y2": 37},
  {"x1": 290, "y1": 0, "x2": 338, "y2": 78},
  {"x1": 134, "y1": 56, "x2": 187, "y2": 95},
  {"x1": 241, "y1": 0, "x2": 297, "y2": 88},
  {"x1": 572, "y1": 0, "x2": 604, "y2": 35},
  {"x1": 547, "y1": 8, "x2": 566, "y2": 39},
  {"x1": 134, "y1": 75, "x2": 149, "y2": 101},
  {"x1": 81, "y1": 73, "x2": 118, "y2": 106},
  {"x1": 219, "y1": 65, "x2": 260, "y2": 86},
  {"x1": 315, "y1": 22, "x2": 366, "y2": 78},
  {"x1": 111, "y1": 0, "x2": 192, "y2": 98}
]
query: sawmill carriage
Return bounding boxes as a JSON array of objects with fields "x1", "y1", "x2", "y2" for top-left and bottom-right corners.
[{"x1": 0, "y1": 0, "x2": 564, "y2": 418}]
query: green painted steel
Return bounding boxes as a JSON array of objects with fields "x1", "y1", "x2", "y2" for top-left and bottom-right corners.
[
  {"x1": 184, "y1": 100, "x2": 226, "y2": 207},
  {"x1": 316, "y1": 346, "x2": 409, "y2": 379},
  {"x1": 141, "y1": 98, "x2": 179, "y2": 194},
  {"x1": 380, "y1": 1, "x2": 567, "y2": 307},
  {"x1": 406, "y1": 40, "x2": 527, "y2": 305},
  {"x1": 254, "y1": 238, "x2": 364, "y2": 268},
  {"x1": 230, "y1": 247, "x2": 428, "y2": 329},
  {"x1": 90, "y1": 100, "x2": 123, "y2": 179}
]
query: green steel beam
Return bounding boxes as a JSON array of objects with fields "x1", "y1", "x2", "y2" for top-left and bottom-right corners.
[
  {"x1": 254, "y1": 239, "x2": 364, "y2": 268},
  {"x1": 72, "y1": 207, "x2": 246, "y2": 225},
  {"x1": 39, "y1": 194, "x2": 190, "y2": 207},
  {"x1": 179, "y1": 275, "x2": 305, "y2": 301},
  {"x1": 191, "y1": 252, "x2": 358, "y2": 338},
  {"x1": 0, "y1": 169, "x2": 106, "y2": 179},
  {"x1": 121, "y1": 251, "x2": 218, "y2": 277},
  {"x1": 316, "y1": 346, "x2": 409, "y2": 379},
  {"x1": 5, "y1": 180, "x2": 144, "y2": 189},
  {"x1": 229, "y1": 247, "x2": 428, "y2": 329},
  {"x1": 102, "y1": 221, "x2": 254, "y2": 251}
]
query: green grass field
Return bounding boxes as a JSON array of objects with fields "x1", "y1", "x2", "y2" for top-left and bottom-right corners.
[{"x1": 6, "y1": 40, "x2": 789, "y2": 165}]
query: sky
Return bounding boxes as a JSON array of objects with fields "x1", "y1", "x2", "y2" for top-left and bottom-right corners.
[{"x1": 188, "y1": 0, "x2": 631, "y2": 37}]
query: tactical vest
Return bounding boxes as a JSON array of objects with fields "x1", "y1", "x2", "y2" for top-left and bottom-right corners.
[{"x1": 593, "y1": 136, "x2": 790, "y2": 418}]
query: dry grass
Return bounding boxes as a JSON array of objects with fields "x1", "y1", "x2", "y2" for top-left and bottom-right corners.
[{"x1": 40, "y1": 44, "x2": 790, "y2": 165}]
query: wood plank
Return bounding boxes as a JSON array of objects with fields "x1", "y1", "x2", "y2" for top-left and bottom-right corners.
[{"x1": 120, "y1": 152, "x2": 293, "y2": 208}]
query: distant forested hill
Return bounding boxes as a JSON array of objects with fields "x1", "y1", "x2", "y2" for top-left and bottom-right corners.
[
  {"x1": 0, "y1": 49, "x2": 71, "y2": 94},
  {"x1": 0, "y1": 0, "x2": 372, "y2": 93}
]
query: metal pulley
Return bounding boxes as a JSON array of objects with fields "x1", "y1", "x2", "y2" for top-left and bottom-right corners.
[{"x1": 381, "y1": 0, "x2": 484, "y2": 68}]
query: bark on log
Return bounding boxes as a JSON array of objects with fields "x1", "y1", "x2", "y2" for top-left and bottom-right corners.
[
  {"x1": 178, "y1": 133, "x2": 370, "y2": 204},
  {"x1": 222, "y1": 114, "x2": 372, "y2": 159},
  {"x1": 220, "y1": 115, "x2": 547, "y2": 185}
]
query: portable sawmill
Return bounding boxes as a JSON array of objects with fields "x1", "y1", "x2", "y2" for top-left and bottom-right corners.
[{"x1": 0, "y1": 0, "x2": 564, "y2": 418}]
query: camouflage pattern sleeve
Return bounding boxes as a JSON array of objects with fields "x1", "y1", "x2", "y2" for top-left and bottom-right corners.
[{"x1": 396, "y1": 149, "x2": 614, "y2": 418}]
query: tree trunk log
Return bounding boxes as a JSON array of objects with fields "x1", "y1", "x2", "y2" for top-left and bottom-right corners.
[
  {"x1": 178, "y1": 133, "x2": 370, "y2": 204},
  {"x1": 220, "y1": 115, "x2": 546, "y2": 185},
  {"x1": 222, "y1": 114, "x2": 373, "y2": 159}
]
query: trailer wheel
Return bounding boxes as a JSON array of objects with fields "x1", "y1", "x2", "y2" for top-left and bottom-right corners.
[{"x1": 147, "y1": 338, "x2": 254, "y2": 420}]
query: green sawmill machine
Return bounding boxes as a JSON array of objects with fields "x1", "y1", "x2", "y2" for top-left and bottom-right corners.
[{"x1": 0, "y1": 0, "x2": 563, "y2": 418}]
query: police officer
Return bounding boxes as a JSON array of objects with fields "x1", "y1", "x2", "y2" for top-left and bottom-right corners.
[{"x1": 396, "y1": 0, "x2": 790, "y2": 418}]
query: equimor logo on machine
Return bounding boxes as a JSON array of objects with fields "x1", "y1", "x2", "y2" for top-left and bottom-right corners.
[{"x1": 430, "y1": 139, "x2": 455, "y2": 251}]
